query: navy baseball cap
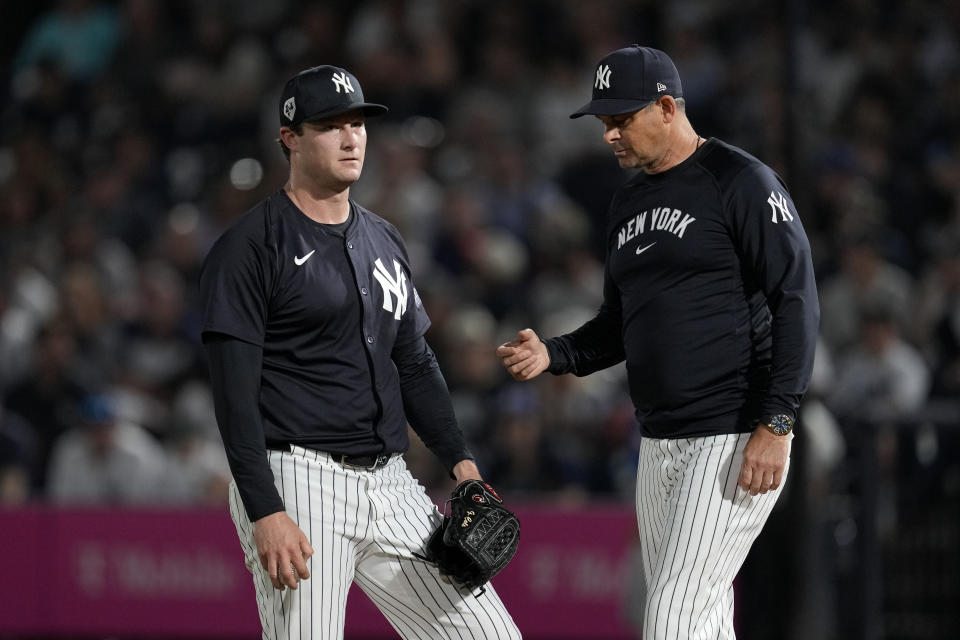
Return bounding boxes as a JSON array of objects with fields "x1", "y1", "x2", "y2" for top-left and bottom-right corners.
[
  {"x1": 570, "y1": 45, "x2": 683, "y2": 119},
  {"x1": 79, "y1": 393, "x2": 115, "y2": 424},
  {"x1": 279, "y1": 65, "x2": 388, "y2": 127}
]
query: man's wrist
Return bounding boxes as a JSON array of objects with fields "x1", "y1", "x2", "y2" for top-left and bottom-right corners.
[
  {"x1": 253, "y1": 509, "x2": 288, "y2": 528},
  {"x1": 451, "y1": 459, "x2": 482, "y2": 483},
  {"x1": 760, "y1": 413, "x2": 795, "y2": 436},
  {"x1": 543, "y1": 338, "x2": 566, "y2": 375}
]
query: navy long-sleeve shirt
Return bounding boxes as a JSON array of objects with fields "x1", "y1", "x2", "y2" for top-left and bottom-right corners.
[
  {"x1": 545, "y1": 138, "x2": 819, "y2": 438},
  {"x1": 199, "y1": 194, "x2": 472, "y2": 520}
]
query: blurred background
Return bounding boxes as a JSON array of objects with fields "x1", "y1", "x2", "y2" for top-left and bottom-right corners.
[{"x1": 0, "y1": 0, "x2": 958, "y2": 639}]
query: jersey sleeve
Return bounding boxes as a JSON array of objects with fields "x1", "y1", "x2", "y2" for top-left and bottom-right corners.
[
  {"x1": 544, "y1": 257, "x2": 626, "y2": 376},
  {"x1": 199, "y1": 224, "x2": 273, "y2": 346},
  {"x1": 725, "y1": 164, "x2": 820, "y2": 420},
  {"x1": 204, "y1": 334, "x2": 284, "y2": 521},
  {"x1": 392, "y1": 335, "x2": 473, "y2": 472}
]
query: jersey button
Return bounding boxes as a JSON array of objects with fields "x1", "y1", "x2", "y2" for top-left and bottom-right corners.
[
  {"x1": 360, "y1": 287, "x2": 368, "y2": 295},
  {"x1": 366, "y1": 336, "x2": 375, "y2": 344},
  {"x1": 347, "y1": 242, "x2": 354, "y2": 250}
]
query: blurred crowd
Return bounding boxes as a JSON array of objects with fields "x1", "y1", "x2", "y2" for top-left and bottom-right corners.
[{"x1": 1, "y1": 0, "x2": 959, "y2": 511}]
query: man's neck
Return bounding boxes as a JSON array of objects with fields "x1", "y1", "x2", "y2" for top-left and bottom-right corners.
[
  {"x1": 645, "y1": 121, "x2": 701, "y2": 175},
  {"x1": 284, "y1": 180, "x2": 351, "y2": 224}
]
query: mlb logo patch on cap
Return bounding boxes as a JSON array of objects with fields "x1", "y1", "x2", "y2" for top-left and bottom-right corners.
[{"x1": 279, "y1": 65, "x2": 388, "y2": 127}]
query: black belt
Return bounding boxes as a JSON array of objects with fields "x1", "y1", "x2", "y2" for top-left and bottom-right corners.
[
  {"x1": 269, "y1": 444, "x2": 393, "y2": 471},
  {"x1": 329, "y1": 452, "x2": 393, "y2": 470}
]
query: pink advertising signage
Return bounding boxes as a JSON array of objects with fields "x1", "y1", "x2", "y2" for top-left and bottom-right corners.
[{"x1": 0, "y1": 504, "x2": 640, "y2": 639}]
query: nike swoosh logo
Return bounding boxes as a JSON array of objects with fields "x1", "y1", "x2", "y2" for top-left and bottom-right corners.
[
  {"x1": 636, "y1": 242, "x2": 656, "y2": 255},
  {"x1": 294, "y1": 250, "x2": 316, "y2": 266}
]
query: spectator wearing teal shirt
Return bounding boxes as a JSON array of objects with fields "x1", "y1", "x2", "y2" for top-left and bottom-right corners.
[{"x1": 14, "y1": 0, "x2": 120, "y2": 82}]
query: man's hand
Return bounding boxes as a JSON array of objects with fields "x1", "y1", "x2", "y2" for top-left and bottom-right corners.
[
  {"x1": 738, "y1": 427, "x2": 791, "y2": 495},
  {"x1": 254, "y1": 511, "x2": 314, "y2": 591},
  {"x1": 496, "y1": 328, "x2": 550, "y2": 381}
]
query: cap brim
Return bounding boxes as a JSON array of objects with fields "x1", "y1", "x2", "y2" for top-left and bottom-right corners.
[
  {"x1": 569, "y1": 98, "x2": 654, "y2": 119},
  {"x1": 302, "y1": 102, "x2": 389, "y2": 122}
]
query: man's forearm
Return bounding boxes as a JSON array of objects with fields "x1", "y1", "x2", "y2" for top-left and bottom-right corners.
[{"x1": 204, "y1": 333, "x2": 284, "y2": 521}]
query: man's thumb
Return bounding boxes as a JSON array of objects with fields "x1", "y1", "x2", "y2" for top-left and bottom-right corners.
[{"x1": 518, "y1": 328, "x2": 536, "y2": 342}]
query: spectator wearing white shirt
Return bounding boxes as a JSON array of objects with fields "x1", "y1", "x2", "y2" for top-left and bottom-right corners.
[
  {"x1": 46, "y1": 393, "x2": 166, "y2": 504},
  {"x1": 827, "y1": 303, "x2": 931, "y2": 421}
]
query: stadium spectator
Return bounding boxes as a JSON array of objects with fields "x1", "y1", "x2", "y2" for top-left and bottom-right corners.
[{"x1": 46, "y1": 392, "x2": 166, "y2": 504}]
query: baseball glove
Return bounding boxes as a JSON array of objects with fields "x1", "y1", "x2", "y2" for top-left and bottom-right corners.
[{"x1": 419, "y1": 479, "x2": 520, "y2": 594}]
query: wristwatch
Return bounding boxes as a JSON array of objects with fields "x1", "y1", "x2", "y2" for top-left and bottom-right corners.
[{"x1": 763, "y1": 414, "x2": 794, "y2": 436}]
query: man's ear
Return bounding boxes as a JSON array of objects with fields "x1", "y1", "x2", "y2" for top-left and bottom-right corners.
[
  {"x1": 279, "y1": 126, "x2": 299, "y2": 151},
  {"x1": 658, "y1": 96, "x2": 678, "y2": 123}
]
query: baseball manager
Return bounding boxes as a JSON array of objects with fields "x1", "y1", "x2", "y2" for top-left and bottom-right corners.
[{"x1": 498, "y1": 45, "x2": 819, "y2": 639}]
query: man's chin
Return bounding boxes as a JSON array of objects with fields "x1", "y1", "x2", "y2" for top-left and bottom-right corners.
[{"x1": 336, "y1": 170, "x2": 362, "y2": 186}]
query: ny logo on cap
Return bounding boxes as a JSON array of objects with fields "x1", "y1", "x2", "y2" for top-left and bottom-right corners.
[
  {"x1": 283, "y1": 97, "x2": 296, "y2": 121},
  {"x1": 595, "y1": 64, "x2": 611, "y2": 90},
  {"x1": 332, "y1": 71, "x2": 355, "y2": 94}
]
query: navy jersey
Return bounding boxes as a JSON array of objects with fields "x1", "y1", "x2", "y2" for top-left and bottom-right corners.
[
  {"x1": 546, "y1": 139, "x2": 819, "y2": 438},
  {"x1": 200, "y1": 191, "x2": 430, "y2": 453}
]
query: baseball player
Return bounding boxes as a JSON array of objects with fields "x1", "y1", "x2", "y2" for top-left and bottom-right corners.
[
  {"x1": 497, "y1": 45, "x2": 819, "y2": 639},
  {"x1": 200, "y1": 65, "x2": 521, "y2": 640}
]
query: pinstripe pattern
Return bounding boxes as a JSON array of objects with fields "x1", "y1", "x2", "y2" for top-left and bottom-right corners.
[
  {"x1": 229, "y1": 446, "x2": 521, "y2": 639},
  {"x1": 635, "y1": 433, "x2": 789, "y2": 640}
]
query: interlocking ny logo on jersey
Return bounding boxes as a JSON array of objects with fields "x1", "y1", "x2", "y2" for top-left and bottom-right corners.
[
  {"x1": 373, "y1": 258, "x2": 408, "y2": 320},
  {"x1": 767, "y1": 190, "x2": 794, "y2": 224},
  {"x1": 595, "y1": 64, "x2": 611, "y2": 90},
  {"x1": 331, "y1": 71, "x2": 355, "y2": 94}
]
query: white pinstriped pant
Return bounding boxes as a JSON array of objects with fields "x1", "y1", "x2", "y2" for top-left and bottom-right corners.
[
  {"x1": 636, "y1": 432, "x2": 790, "y2": 640},
  {"x1": 228, "y1": 446, "x2": 521, "y2": 640}
]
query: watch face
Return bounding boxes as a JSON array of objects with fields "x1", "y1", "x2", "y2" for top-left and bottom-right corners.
[{"x1": 769, "y1": 414, "x2": 794, "y2": 435}]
